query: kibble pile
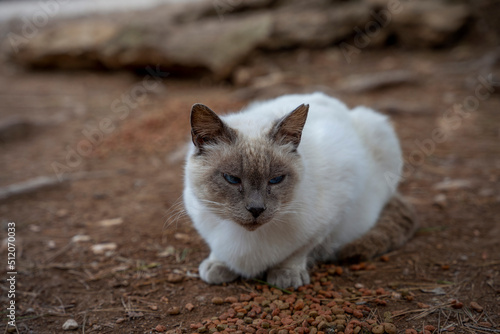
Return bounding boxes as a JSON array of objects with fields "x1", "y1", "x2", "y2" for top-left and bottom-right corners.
[{"x1": 188, "y1": 266, "x2": 400, "y2": 334}]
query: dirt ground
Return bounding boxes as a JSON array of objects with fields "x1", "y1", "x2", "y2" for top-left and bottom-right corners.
[{"x1": 1, "y1": 43, "x2": 500, "y2": 333}]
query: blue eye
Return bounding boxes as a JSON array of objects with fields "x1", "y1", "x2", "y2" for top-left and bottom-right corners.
[
  {"x1": 269, "y1": 175, "x2": 285, "y2": 184},
  {"x1": 223, "y1": 173, "x2": 241, "y2": 185}
]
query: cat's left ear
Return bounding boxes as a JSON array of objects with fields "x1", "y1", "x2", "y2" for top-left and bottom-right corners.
[
  {"x1": 190, "y1": 103, "x2": 235, "y2": 152},
  {"x1": 270, "y1": 104, "x2": 309, "y2": 149}
]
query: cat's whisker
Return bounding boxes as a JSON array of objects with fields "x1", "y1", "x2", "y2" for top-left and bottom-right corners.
[
  {"x1": 199, "y1": 199, "x2": 225, "y2": 207},
  {"x1": 163, "y1": 195, "x2": 188, "y2": 231}
]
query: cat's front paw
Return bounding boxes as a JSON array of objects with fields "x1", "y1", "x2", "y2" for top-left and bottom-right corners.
[
  {"x1": 199, "y1": 258, "x2": 239, "y2": 285},
  {"x1": 267, "y1": 267, "x2": 310, "y2": 289}
]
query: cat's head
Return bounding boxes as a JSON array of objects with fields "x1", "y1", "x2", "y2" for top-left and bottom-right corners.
[{"x1": 187, "y1": 103, "x2": 309, "y2": 231}]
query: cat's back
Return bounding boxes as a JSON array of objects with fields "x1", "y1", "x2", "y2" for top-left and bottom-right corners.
[{"x1": 222, "y1": 92, "x2": 351, "y2": 138}]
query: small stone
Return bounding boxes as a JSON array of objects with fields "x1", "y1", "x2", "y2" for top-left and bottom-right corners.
[
  {"x1": 424, "y1": 325, "x2": 436, "y2": 332},
  {"x1": 90, "y1": 242, "x2": 117, "y2": 254},
  {"x1": 470, "y1": 301, "x2": 483, "y2": 312},
  {"x1": 96, "y1": 217, "x2": 123, "y2": 227},
  {"x1": 185, "y1": 303, "x2": 195, "y2": 311},
  {"x1": 71, "y1": 234, "x2": 91, "y2": 243},
  {"x1": 62, "y1": 319, "x2": 78, "y2": 330},
  {"x1": 212, "y1": 297, "x2": 224, "y2": 305},
  {"x1": 168, "y1": 306, "x2": 180, "y2": 315},
  {"x1": 56, "y1": 209, "x2": 69, "y2": 218},
  {"x1": 165, "y1": 274, "x2": 184, "y2": 283},
  {"x1": 155, "y1": 324, "x2": 167, "y2": 332},
  {"x1": 116, "y1": 317, "x2": 126, "y2": 324},
  {"x1": 24, "y1": 308, "x2": 35, "y2": 315},
  {"x1": 433, "y1": 194, "x2": 447, "y2": 208}
]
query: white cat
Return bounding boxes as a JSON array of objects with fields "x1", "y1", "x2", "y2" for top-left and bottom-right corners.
[{"x1": 183, "y1": 92, "x2": 405, "y2": 289}]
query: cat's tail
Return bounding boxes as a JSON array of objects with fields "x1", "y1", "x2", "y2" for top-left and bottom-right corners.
[{"x1": 336, "y1": 194, "x2": 418, "y2": 263}]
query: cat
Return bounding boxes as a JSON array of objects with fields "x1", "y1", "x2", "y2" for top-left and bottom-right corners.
[{"x1": 183, "y1": 92, "x2": 417, "y2": 289}]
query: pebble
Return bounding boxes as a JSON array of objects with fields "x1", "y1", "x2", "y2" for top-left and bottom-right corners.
[
  {"x1": 165, "y1": 273, "x2": 184, "y2": 283},
  {"x1": 168, "y1": 306, "x2": 180, "y2": 315},
  {"x1": 62, "y1": 319, "x2": 78, "y2": 331},
  {"x1": 433, "y1": 194, "x2": 447, "y2": 208},
  {"x1": 380, "y1": 255, "x2": 390, "y2": 262},
  {"x1": 185, "y1": 303, "x2": 195, "y2": 311},
  {"x1": 96, "y1": 217, "x2": 123, "y2": 227},
  {"x1": 155, "y1": 324, "x2": 167, "y2": 332},
  {"x1": 71, "y1": 234, "x2": 91, "y2": 243},
  {"x1": 372, "y1": 324, "x2": 385, "y2": 334},
  {"x1": 90, "y1": 242, "x2": 117, "y2": 255}
]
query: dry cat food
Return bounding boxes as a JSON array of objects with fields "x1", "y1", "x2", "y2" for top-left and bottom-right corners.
[{"x1": 188, "y1": 266, "x2": 397, "y2": 334}]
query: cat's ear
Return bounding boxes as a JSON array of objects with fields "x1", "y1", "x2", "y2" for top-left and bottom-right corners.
[
  {"x1": 270, "y1": 104, "x2": 309, "y2": 149},
  {"x1": 190, "y1": 103, "x2": 235, "y2": 152}
]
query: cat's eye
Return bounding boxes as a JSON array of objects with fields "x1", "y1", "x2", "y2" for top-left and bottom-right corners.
[
  {"x1": 269, "y1": 175, "x2": 285, "y2": 185},
  {"x1": 223, "y1": 173, "x2": 241, "y2": 185}
]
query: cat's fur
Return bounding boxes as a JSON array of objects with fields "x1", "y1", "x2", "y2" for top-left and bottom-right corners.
[{"x1": 183, "y1": 92, "x2": 417, "y2": 289}]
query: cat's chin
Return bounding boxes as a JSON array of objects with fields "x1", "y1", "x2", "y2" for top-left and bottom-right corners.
[
  {"x1": 240, "y1": 223, "x2": 263, "y2": 231},
  {"x1": 236, "y1": 219, "x2": 267, "y2": 231}
]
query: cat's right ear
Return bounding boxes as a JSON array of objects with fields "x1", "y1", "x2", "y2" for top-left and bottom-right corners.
[{"x1": 190, "y1": 103, "x2": 235, "y2": 152}]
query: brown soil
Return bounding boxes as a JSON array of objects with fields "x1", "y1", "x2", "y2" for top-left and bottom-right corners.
[{"x1": 1, "y1": 45, "x2": 499, "y2": 334}]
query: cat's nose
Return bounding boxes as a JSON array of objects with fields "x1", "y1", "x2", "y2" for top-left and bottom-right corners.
[{"x1": 246, "y1": 206, "x2": 266, "y2": 218}]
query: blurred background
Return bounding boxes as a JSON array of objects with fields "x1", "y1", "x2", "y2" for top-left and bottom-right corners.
[{"x1": 1, "y1": 0, "x2": 499, "y2": 332}]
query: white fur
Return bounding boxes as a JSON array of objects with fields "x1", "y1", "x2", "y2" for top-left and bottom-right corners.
[{"x1": 184, "y1": 92, "x2": 402, "y2": 287}]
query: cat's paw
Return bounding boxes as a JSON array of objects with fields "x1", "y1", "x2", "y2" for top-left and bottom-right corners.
[
  {"x1": 266, "y1": 267, "x2": 310, "y2": 289},
  {"x1": 199, "y1": 258, "x2": 239, "y2": 285}
]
